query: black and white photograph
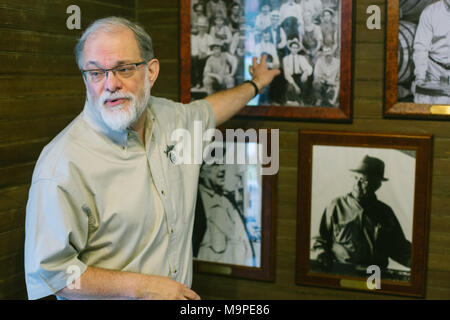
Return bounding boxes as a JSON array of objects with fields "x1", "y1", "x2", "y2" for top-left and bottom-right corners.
[
  {"x1": 297, "y1": 131, "x2": 432, "y2": 297},
  {"x1": 309, "y1": 146, "x2": 415, "y2": 282},
  {"x1": 192, "y1": 142, "x2": 263, "y2": 268},
  {"x1": 397, "y1": 0, "x2": 450, "y2": 105},
  {"x1": 189, "y1": 0, "x2": 342, "y2": 108}
]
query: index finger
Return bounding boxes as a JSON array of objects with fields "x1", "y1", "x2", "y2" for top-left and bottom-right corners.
[
  {"x1": 260, "y1": 54, "x2": 267, "y2": 66},
  {"x1": 252, "y1": 56, "x2": 258, "y2": 67}
]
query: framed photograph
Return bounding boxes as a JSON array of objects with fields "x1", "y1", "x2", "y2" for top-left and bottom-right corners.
[
  {"x1": 192, "y1": 135, "x2": 277, "y2": 281},
  {"x1": 180, "y1": 0, "x2": 353, "y2": 121},
  {"x1": 385, "y1": 0, "x2": 450, "y2": 119},
  {"x1": 296, "y1": 130, "x2": 432, "y2": 297}
]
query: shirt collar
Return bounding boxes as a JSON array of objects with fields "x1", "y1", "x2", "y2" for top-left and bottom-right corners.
[
  {"x1": 199, "y1": 184, "x2": 218, "y2": 198},
  {"x1": 82, "y1": 98, "x2": 155, "y2": 148}
]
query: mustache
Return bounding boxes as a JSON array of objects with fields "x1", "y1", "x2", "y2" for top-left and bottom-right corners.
[{"x1": 100, "y1": 91, "x2": 134, "y2": 105}]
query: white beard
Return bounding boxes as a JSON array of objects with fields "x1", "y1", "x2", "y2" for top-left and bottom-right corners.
[{"x1": 88, "y1": 72, "x2": 151, "y2": 132}]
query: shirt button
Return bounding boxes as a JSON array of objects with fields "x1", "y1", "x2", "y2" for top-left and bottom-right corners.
[
  {"x1": 161, "y1": 190, "x2": 165, "y2": 195},
  {"x1": 170, "y1": 228, "x2": 174, "y2": 233}
]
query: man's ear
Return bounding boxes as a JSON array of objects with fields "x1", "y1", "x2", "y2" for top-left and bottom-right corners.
[{"x1": 147, "y1": 59, "x2": 160, "y2": 87}]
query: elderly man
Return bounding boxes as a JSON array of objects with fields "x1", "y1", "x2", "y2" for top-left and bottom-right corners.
[
  {"x1": 412, "y1": 0, "x2": 450, "y2": 104},
  {"x1": 311, "y1": 155, "x2": 411, "y2": 276},
  {"x1": 24, "y1": 17, "x2": 279, "y2": 300}
]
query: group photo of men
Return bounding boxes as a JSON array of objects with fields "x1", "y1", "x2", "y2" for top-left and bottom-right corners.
[{"x1": 190, "y1": 0, "x2": 342, "y2": 107}]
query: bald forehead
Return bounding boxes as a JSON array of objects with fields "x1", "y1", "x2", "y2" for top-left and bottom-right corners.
[{"x1": 84, "y1": 26, "x2": 136, "y2": 47}]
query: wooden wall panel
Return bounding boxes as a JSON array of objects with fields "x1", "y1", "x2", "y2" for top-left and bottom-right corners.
[
  {"x1": 136, "y1": 0, "x2": 450, "y2": 300},
  {"x1": 136, "y1": 1, "x2": 179, "y2": 99},
  {"x1": 0, "y1": 0, "x2": 136, "y2": 299}
]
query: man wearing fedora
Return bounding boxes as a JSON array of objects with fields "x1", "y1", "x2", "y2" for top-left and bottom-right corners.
[{"x1": 311, "y1": 155, "x2": 412, "y2": 276}]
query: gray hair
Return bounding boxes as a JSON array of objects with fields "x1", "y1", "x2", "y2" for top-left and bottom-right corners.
[{"x1": 75, "y1": 16, "x2": 154, "y2": 69}]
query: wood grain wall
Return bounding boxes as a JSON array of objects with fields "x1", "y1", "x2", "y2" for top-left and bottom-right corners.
[
  {"x1": 0, "y1": 0, "x2": 135, "y2": 299},
  {"x1": 0, "y1": 0, "x2": 448, "y2": 300},
  {"x1": 136, "y1": 0, "x2": 450, "y2": 300}
]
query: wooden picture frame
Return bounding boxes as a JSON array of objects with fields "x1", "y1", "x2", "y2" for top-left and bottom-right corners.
[
  {"x1": 180, "y1": 0, "x2": 353, "y2": 121},
  {"x1": 385, "y1": 0, "x2": 450, "y2": 119},
  {"x1": 193, "y1": 129, "x2": 277, "y2": 281},
  {"x1": 296, "y1": 130, "x2": 432, "y2": 297}
]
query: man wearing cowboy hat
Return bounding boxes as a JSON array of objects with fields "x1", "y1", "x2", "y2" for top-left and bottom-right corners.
[
  {"x1": 191, "y1": 16, "x2": 211, "y2": 90},
  {"x1": 203, "y1": 39, "x2": 238, "y2": 95},
  {"x1": 282, "y1": 38, "x2": 313, "y2": 105},
  {"x1": 320, "y1": 7, "x2": 338, "y2": 56},
  {"x1": 311, "y1": 155, "x2": 412, "y2": 276}
]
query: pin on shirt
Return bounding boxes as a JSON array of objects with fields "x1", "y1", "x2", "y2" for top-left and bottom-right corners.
[{"x1": 164, "y1": 144, "x2": 177, "y2": 164}]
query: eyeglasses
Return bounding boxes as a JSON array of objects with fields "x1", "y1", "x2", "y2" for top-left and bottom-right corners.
[
  {"x1": 352, "y1": 174, "x2": 369, "y2": 185},
  {"x1": 81, "y1": 61, "x2": 147, "y2": 83}
]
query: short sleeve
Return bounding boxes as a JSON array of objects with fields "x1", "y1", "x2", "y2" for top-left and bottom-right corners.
[
  {"x1": 24, "y1": 179, "x2": 88, "y2": 300},
  {"x1": 186, "y1": 99, "x2": 216, "y2": 131},
  {"x1": 182, "y1": 99, "x2": 217, "y2": 150}
]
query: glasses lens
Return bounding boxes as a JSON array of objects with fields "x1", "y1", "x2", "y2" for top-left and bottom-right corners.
[
  {"x1": 353, "y1": 174, "x2": 368, "y2": 184},
  {"x1": 87, "y1": 70, "x2": 105, "y2": 83},
  {"x1": 116, "y1": 64, "x2": 137, "y2": 78}
]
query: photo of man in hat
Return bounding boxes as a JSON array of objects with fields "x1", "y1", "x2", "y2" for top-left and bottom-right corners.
[
  {"x1": 310, "y1": 154, "x2": 412, "y2": 280},
  {"x1": 193, "y1": 146, "x2": 257, "y2": 267},
  {"x1": 203, "y1": 39, "x2": 238, "y2": 95},
  {"x1": 191, "y1": 16, "x2": 211, "y2": 90},
  {"x1": 282, "y1": 38, "x2": 313, "y2": 105},
  {"x1": 313, "y1": 47, "x2": 340, "y2": 107}
]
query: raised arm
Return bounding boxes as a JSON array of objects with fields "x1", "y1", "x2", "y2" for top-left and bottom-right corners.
[
  {"x1": 56, "y1": 266, "x2": 200, "y2": 300},
  {"x1": 205, "y1": 55, "x2": 280, "y2": 126}
]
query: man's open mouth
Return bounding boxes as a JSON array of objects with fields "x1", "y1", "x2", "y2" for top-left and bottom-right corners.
[{"x1": 104, "y1": 97, "x2": 128, "y2": 107}]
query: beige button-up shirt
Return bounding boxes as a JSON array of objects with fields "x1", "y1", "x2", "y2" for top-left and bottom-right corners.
[{"x1": 24, "y1": 96, "x2": 215, "y2": 300}]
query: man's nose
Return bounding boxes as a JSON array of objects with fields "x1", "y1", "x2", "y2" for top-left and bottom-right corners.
[{"x1": 104, "y1": 70, "x2": 123, "y2": 92}]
